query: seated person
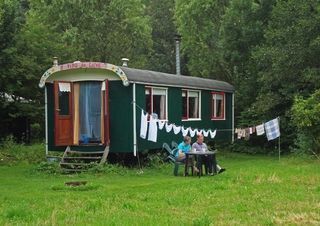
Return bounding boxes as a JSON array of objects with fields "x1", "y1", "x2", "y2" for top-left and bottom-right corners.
[
  {"x1": 192, "y1": 133, "x2": 226, "y2": 175},
  {"x1": 175, "y1": 136, "x2": 199, "y2": 173}
]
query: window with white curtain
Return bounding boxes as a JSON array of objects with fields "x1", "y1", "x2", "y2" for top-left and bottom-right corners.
[
  {"x1": 212, "y1": 92, "x2": 225, "y2": 120},
  {"x1": 145, "y1": 87, "x2": 167, "y2": 120},
  {"x1": 182, "y1": 90, "x2": 200, "y2": 120}
]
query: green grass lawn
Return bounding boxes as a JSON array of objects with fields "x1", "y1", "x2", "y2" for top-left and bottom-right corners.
[{"x1": 0, "y1": 152, "x2": 319, "y2": 225}]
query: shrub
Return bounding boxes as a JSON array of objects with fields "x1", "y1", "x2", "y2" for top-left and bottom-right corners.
[
  {"x1": 292, "y1": 90, "x2": 320, "y2": 155},
  {"x1": 33, "y1": 161, "x2": 61, "y2": 174},
  {"x1": 0, "y1": 136, "x2": 45, "y2": 164}
]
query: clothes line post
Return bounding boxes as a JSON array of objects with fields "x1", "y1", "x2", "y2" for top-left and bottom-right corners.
[
  {"x1": 132, "y1": 83, "x2": 137, "y2": 156},
  {"x1": 278, "y1": 116, "x2": 281, "y2": 161}
]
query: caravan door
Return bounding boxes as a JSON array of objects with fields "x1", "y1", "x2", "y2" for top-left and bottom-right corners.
[{"x1": 54, "y1": 81, "x2": 73, "y2": 146}]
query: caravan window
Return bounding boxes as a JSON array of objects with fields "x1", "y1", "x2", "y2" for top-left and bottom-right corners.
[
  {"x1": 145, "y1": 87, "x2": 167, "y2": 120},
  {"x1": 58, "y1": 82, "x2": 71, "y2": 115},
  {"x1": 211, "y1": 92, "x2": 225, "y2": 120},
  {"x1": 182, "y1": 90, "x2": 201, "y2": 120}
]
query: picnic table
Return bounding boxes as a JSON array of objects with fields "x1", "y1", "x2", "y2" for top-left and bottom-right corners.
[{"x1": 185, "y1": 150, "x2": 216, "y2": 178}]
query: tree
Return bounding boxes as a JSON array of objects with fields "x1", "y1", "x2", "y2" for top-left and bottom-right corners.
[
  {"x1": 145, "y1": 0, "x2": 177, "y2": 74},
  {"x1": 175, "y1": 0, "x2": 230, "y2": 80},
  {"x1": 29, "y1": 0, "x2": 153, "y2": 68},
  {"x1": 219, "y1": 0, "x2": 276, "y2": 125},
  {"x1": 248, "y1": 0, "x2": 320, "y2": 146}
]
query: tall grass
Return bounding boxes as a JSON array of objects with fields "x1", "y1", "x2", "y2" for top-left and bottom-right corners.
[{"x1": 0, "y1": 136, "x2": 45, "y2": 165}]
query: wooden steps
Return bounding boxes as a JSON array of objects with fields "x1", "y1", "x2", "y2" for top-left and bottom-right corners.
[{"x1": 60, "y1": 146, "x2": 109, "y2": 173}]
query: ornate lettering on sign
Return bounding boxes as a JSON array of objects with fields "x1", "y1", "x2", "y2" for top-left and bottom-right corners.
[{"x1": 39, "y1": 62, "x2": 129, "y2": 88}]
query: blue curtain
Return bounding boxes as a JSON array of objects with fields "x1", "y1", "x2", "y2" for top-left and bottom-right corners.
[{"x1": 79, "y1": 82, "x2": 101, "y2": 142}]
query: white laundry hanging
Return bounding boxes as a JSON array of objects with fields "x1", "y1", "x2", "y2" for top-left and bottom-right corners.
[
  {"x1": 256, "y1": 124, "x2": 265, "y2": 136},
  {"x1": 181, "y1": 127, "x2": 189, "y2": 136},
  {"x1": 158, "y1": 121, "x2": 165, "y2": 130},
  {"x1": 165, "y1": 123, "x2": 173, "y2": 133},
  {"x1": 148, "y1": 116, "x2": 158, "y2": 142},
  {"x1": 140, "y1": 110, "x2": 148, "y2": 139},
  {"x1": 209, "y1": 129, "x2": 217, "y2": 139},
  {"x1": 202, "y1": 129, "x2": 209, "y2": 137},
  {"x1": 195, "y1": 129, "x2": 201, "y2": 136},
  {"x1": 189, "y1": 128, "x2": 196, "y2": 137},
  {"x1": 173, "y1": 125, "x2": 181, "y2": 135}
]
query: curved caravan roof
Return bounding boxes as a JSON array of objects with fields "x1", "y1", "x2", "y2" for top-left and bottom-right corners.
[{"x1": 39, "y1": 61, "x2": 234, "y2": 92}]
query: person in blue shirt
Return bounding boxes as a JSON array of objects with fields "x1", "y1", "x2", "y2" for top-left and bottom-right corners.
[{"x1": 176, "y1": 136, "x2": 199, "y2": 173}]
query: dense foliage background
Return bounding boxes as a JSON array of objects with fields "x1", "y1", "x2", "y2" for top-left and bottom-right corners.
[{"x1": 1, "y1": 0, "x2": 319, "y2": 154}]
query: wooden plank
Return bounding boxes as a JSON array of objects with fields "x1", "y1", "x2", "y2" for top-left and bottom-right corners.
[
  {"x1": 63, "y1": 156, "x2": 102, "y2": 160},
  {"x1": 100, "y1": 146, "x2": 110, "y2": 164},
  {"x1": 66, "y1": 150, "x2": 104, "y2": 155}
]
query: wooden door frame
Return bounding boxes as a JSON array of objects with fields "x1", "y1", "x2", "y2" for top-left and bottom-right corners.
[{"x1": 104, "y1": 80, "x2": 110, "y2": 145}]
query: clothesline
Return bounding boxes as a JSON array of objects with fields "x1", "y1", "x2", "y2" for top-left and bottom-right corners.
[
  {"x1": 135, "y1": 102, "x2": 217, "y2": 141},
  {"x1": 132, "y1": 101, "x2": 146, "y2": 113},
  {"x1": 132, "y1": 101, "x2": 233, "y2": 133}
]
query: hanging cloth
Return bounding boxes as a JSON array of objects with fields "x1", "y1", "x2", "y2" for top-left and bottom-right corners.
[
  {"x1": 256, "y1": 124, "x2": 265, "y2": 136},
  {"x1": 148, "y1": 116, "x2": 158, "y2": 142},
  {"x1": 241, "y1": 129, "x2": 246, "y2": 138},
  {"x1": 173, "y1": 125, "x2": 181, "y2": 135},
  {"x1": 181, "y1": 127, "x2": 189, "y2": 136},
  {"x1": 245, "y1": 128, "x2": 250, "y2": 140},
  {"x1": 209, "y1": 129, "x2": 217, "y2": 139},
  {"x1": 165, "y1": 123, "x2": 173, "y2": 133},
  {"x1": 264, "y1": 118, "x2": 280, "y2": 141},
  {"x1": 140, "y1": 110, "x2": 148, "y2": 139},
  {"x1": 236, "y1": 128, "x2": 242, "y2": 139},
  {"x1": 189, "y1": 128, "x2": 196, "y2": 137},
  {"x1": 158, "y1": 121, "x2": 165, "y2": 130},
  {"x1": 202, "y1": 129, "x2": 209, "y2": 137}
]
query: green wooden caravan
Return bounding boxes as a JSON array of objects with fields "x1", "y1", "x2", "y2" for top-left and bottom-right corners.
[{"x1": 39, "y1": 60, "x2": 235, "y2": 156}]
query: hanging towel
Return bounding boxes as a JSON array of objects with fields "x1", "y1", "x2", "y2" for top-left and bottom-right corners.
[
  {"x1": 165, "y1": 123, "x2": 173, "y2": 133},
  {"x1": 209, "y1": 130, "x2": 217, "y2": 139},
  {"x1": 264, "y1": 118, "x2": 280, "y2": 141},
  {"x1": 241, "y1": 129, "x2": 246, "y2": 138},
  {"x1": 237, "y1": 129, "x2": 242, "y2": 139},
  {"x1": 202, "y1": 129, "x2": 209, "y2": 137},
  {"x1": 245, "y1": 128, "x2": 250, "y2": 140},
  {"x1": 189, "y1": 128, "x2": 196, "y2": 137},
  {"x1": 249, "y1": 127, "x2": 253, "y2": 134},
  {"x1": 256, "y1": 124, "x2": 265, "y2": 136},
  {"x1": 181, "y1": 127, "x2": 189, "y2": 136},
  {"x1": 140, "y1": 110, "x2": 148, "y2": 139},
  {"x1": 158, "y1": 121, "x2": 165, "y2": 130},
  {"x1": 148, "y1": 116, "x2": 158, "y2": 142},
  {"x1": 173, "y1": 125, "x2": 181, "y2": 135}
]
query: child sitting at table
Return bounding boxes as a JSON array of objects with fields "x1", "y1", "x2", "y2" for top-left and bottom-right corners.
[{"x1": 176, "y1": 136, "x2": 199, "y2": 173}]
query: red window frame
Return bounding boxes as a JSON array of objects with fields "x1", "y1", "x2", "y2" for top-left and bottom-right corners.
[{"x1": 211, "y1": 91, "x2": 225, "y2": 120}]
